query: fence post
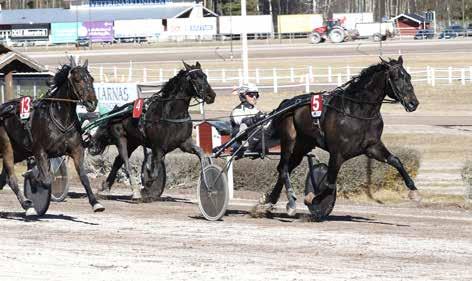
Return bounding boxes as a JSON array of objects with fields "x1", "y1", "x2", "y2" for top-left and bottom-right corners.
[
  {"x1": 431, "y1": 67, "x2": 435, "y2": 87},
  {"x1": 143, "y1": 68, "x2": 147, "y2": 83},
  {"x1": 99, "y1": 66, "x2": 104, "y2": 82},
  {"x1": 426, "y1": 66, "x2": 431, "y2": 84},
  {"x1": 328, "y1": 66, "x2": 332, "y2": 83},
  {"x1": 222, "y1": 69, "x2": 226, "y2": 83},
  {"x1": 113, "y1": 66, "x2": 117, "y2": 81},
  {"x1": 273, "y1": 68, "x2": 278, "y2": 93},
  {"x1": 33, "y1": 82, "x2": 37, "y2": 98},
  {"x1": 174, "y1": 68, "x2": 177, "y2": 76},
  {"x1": 448, "y1": 66, "x2": 453, "y2": 84},
  {"x1": 305, "y1": 74, "x2": 310, "y2": 93},
  {"x1": 461, "y1": 68, "x2": 466, "y2": 85},
  {"x1": 346, "y1": 65, "x2": 351, "y2": 80},
  {"x1": 290, "y1": 67, "x2": 294, "y2": 82},
  {"x1": 128, "y1": 61, "x2": 133, "y2": 82},
  {"x1": 337, "y1": 73, "x2": 342, "y2": 86},
  {"x1": 255, "y1": 68, "x2": 260, "y2": 84},
  {"x1": 159, "y1": 68, "x2": 163, "y2": 83},
  {"x1": 308, "y1": 66, "x2": 313, "y2": 82}
]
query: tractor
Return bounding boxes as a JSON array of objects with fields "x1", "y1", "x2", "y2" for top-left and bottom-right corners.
[{"x1": 310, "y1": 18, "x2": 351, "y2": 44}]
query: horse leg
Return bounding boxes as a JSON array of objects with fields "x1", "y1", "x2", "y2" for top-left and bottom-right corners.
[
  {"x1": 179, "y1": 138, "x2": 207, "y2": 170},
  {"x1": 0, "y1": 129, "x2": 36, "y2": 216},
  {"x1": 0, "y1": 166, "x2": 7, "y2": 190},
  {"x1": 116, "y1": 139, "x2": 140, "y2": 200},
  {"x1": 70, "y1": 147, "x2": 105, "y2": 212},
  {"x1": 366, "y1": 142, "x2": 421, "y2": 202},
  {"x1": 101, "y1": 155, "x2": 124, "y2": 192}
]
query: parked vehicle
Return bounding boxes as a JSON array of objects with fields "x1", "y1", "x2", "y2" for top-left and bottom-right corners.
[
  {"x1": 76, "y1": 37, "x2": 90, "y2": 47},
  {"x1": 414, "y1": 29, "x2": 435, "y2": 40},
  {"x1": 466, "y1": 23, "x2": 472, "y2": 36},
  {"x1": 439, "y1": 25, "x2": 466, "y2": 39}
]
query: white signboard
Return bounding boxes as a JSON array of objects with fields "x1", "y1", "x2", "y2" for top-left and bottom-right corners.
[
  {"x1": 75, "y1": 83, "x2": 138, "y2": 114},
  {"x1": 96, "y1": 83, "x2": 138, "y2": 114},
  {"x1": 167, "y1": 18, "x2": 217, "y2": 36},
  {"x1": 333, "y1": 13, "x2": 374, "y2": 30},
  {"x1": 114, "y1": 19, "x2": 163, "y2": 38},
  {"x1": 219, "y1": 15, "x2": 273, "y2": 34}
]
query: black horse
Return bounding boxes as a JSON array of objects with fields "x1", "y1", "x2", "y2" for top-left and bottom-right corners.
[
  {"x1": 89, "y1": 61, "x2": 216, "y2": 200},
  {"x1": 257, "y1": 56, "x2": 420, "y2": 220},
  {"x1": 0, "y1": 57, "x2": 104, "y2": 215}
]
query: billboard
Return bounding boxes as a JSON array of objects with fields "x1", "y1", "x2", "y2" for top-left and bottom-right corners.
[
  {"x1": 51, "y1": 22, "x2": 80, "y2": 43},
  {"x1": 277, "y1": 14, "x2": 323, "y2": 33},
  {"x1": 114, "y1": 19, "x2": 163, "y2": 38},
  {"x1": 167, "y1": 18, "x2": 217, "y2": 36},
  {"x1": 219, "y1": 15, "x2": 273, "y2": 34},
  {"x1": 94, "y1": 83, "x2": 138, "y2": 114},
  {"x1": 83, "y1": 21, "x2": 114, "y2": 42}
]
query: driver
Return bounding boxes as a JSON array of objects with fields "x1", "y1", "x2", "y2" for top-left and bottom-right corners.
[{"x1": 229, "y1": 83, "x2": 276, "y2": 156}]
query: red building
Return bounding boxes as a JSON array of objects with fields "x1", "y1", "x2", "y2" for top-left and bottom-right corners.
[{"x1": 391, "y1": 13, "x2": 431, "y2": 36}]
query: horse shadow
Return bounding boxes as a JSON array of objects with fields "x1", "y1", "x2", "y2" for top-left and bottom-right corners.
[{"x1": 0, "y1": 211, "x2": 99, "y2": 225}]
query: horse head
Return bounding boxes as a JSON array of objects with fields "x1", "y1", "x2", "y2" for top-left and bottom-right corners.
[
  {"x1": 381, "y1": 56, "x2": 419, "y2": 112},
  {"x1": 182, "y1": 61, "x2": 216, "y2": 104},
  {"x1": 68, "y1": 57, "x2": 98, "y2": 112}
]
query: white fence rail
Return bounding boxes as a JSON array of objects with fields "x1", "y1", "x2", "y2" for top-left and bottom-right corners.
[{"x1": 89, "y1": 65, "x2": 472, "y2": 93}]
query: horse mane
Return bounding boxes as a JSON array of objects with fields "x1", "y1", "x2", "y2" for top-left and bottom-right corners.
[
  {"x1": 45, "y1": 64, "x2": 72, "y2": 97},
  {"x1": 341, "y1": 62, "x2": 386, "y2": 96},
  {"x1": 159, "y1": 69, "x2": 186, "y2": 97}
]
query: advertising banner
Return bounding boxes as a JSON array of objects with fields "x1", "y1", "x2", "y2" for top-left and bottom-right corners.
[
  {"x1": 219, "y1": 15, "x2": 273, "y2": 34},
  {"x1": 167, "y1": 18, "x2": 216, "y2": 36},
  {"x1": 277, "y1": 14, "x2": 323, "y2": 33},
  {"x1": 51, "y1": 22, "x2": 80, "y2": 43},
  {"x1": 95, "y1": 83, "x2": 138, "y2": 114},
  {"x1": 114, "y1": 19, "x2": 162, "y2": 38},
  {"x1": 83, "y1": 21, "x2": 114, "y2": 42}
]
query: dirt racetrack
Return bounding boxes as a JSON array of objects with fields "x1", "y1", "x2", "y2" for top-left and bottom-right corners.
[{"x1": 0, "y1": 186, "x2": 470, "y2": 281}]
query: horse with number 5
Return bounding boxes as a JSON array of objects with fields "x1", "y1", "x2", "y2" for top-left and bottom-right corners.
[{"x1": 256, "y1": 56, "x2": 420, "y2": 221}]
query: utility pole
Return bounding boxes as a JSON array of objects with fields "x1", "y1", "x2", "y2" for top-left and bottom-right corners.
[
  {"x1": 463, "y1": 0, "x2": 465, "y2": 28},
  {"x1": 313, "y1": 0, "x2": 316, "y2": 13},
  {"x1": 241, "y1": 0, "x2": 249, "y2": 84}
]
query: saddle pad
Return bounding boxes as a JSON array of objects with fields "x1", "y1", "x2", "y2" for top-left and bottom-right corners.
[
  {"x1": 132, "y1": 98, "x2": 144, "y2": 119},
  {"x1": 19, "y1": 96, "x2": 32, "y2": 120},
  {"x1": 311, "y1": 94, "x2": 324, "y2": 118}
]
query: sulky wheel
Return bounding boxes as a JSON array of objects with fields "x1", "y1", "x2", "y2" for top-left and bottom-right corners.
[
  {"x1": 141, "y1": 160, "x2": 166, "y2": 201},
  {"x1": 50, "y1": 157, "x2": 69, "y2": 202},
  {"x1": 304, "y1": 163, "x2": 337, "y2": 222},
  {"x1": 197, "y1": 164, "x2": 229, "y2": 221},
  {"x1": 24, "y1": 164, "x2": 51, "y2": 216}
]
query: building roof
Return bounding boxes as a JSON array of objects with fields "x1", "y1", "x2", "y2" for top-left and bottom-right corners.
[
  {"x1": 0, "y1": 44, "x2": 47, "y2": 72},
  {"x1": 391, "y1": 13, "x2": 429, "y2": 24},
  {"x1": 0, "y1": 4, "x2": 198, "y2": 24}
]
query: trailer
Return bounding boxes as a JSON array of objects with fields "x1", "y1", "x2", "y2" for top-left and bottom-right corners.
[{"x1": 355, "y1": 22, "x2": 395, "y2": 41}]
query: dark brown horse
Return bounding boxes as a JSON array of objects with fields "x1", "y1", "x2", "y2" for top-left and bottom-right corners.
[
  {"x1": 88, "y1": 61, "x2": 216, "y2": 200},
  {"x1": 258, "y1": 56, "x2": 420, "y2": 220}
]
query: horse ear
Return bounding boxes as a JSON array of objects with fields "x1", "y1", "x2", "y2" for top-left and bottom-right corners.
[
  {"x1": 196, "y1": 61, "x2": 201, "y2": 69},
  {"x1": 83, "y1": 59, "x2": 88, "y2": 69},
  {"x1": 182, "y1": 60, "x2": 191, "y2": 71},
  {"x1": 398, "y1": 55, "x2": 403, "y2": 64},
  {"x1": 379, "y1": 57, "x2": 389, "y2": 67},
  {"x1": 70, "y1": 56, "x2": 76, "y2": 68}
]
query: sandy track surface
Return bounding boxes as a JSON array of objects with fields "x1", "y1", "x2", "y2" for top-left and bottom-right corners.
[{"x1": 0, "y1": 187, "x2": 470, "y2": 281}]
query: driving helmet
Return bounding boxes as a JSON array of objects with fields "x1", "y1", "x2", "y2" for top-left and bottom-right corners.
[{"x1": 238, "y1": 83, "x2": 259, "y2": 102}]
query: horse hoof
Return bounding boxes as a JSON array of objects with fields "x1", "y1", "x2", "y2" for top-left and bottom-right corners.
[
  {"x1": 100, "y1": 181, "x2": 110, "y2": 192},
  {"x1": 93, "y1": 203, "x2": 105, "y2": 212},
  {"x1": 286, "y1": 202, "x2": 297, "y2": 217},
  {"x1": 132, "y1": 191, "x2": 142, "y2": 200},
  {"x1": 25, "y1": 207, "x2": 38, "y2": 217},
  {"x1": 304, "y1": 192, "x2": 315, "y2": 206},
  {"x1": 249, "y1": 203, "x2": 274, "y2": 218},
  {"x1": 408, "y1": 190, "x2": 422, "y2": 202}
]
